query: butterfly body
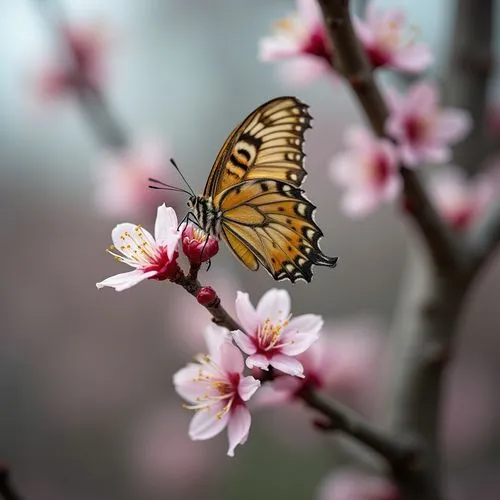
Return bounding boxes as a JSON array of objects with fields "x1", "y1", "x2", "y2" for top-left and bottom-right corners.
[{"x1": 190, "y1": 96, "x2": 337, "y2": 282}]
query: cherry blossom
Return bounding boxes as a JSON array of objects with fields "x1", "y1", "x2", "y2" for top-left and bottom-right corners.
[
  {"x1": 96, "y1": 204, "x2": 181, "y2": 291},
  {"x1": 386, "y1": 81, "x2": 472, "y2": 166},
  {"x1": 94, "y1": 139, "x2": 175, "y2": 218},
  {"x1": 233, "y1": 289, "x2": 322, "y2": 377},
  {"x1": 173, "y1": 326, "x2": 260, "y2": 457},
  {"x1": 427, "y1": 164, "x2": 500, "y2": 230},
  {"x1": 330, "y1": 126, "x2": 401, "y2": 216},
  {"x1": 259, "y1": 0, "x2": 333, "y2": 85},
  {"x1": 354, "y1": 1, "x2": 433, "y2": 73},
  {"x1": 181, "y1": 224, "x2": 219, "y2": 264},
  {"x1": 318, "y1": 469, "x2": 399, "y2": 500},
  {"x1": 35, "y1": 21, "x2": 108, "y2": 100}
]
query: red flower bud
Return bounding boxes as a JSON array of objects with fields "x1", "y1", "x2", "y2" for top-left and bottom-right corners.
[
  {"x1": 196, "y1": 286, "x2": 217, "y2": 305},
  {"x1": 182, "y1": 225, "x2": 219, "y2": 264}
]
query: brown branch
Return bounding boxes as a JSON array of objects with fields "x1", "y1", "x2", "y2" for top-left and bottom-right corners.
[
  {"x1": 0, "y1": 465, "x2": 23, "y2": 500},
  {"x1": 446, "y1": 0, "x2": 494, "y2": 175},
  {"x1": 316, "y1": 0, "x2": 464, "y2": 273},
  {"x1": 299, "y1": 387, "x2": 419, "y2": 472}
]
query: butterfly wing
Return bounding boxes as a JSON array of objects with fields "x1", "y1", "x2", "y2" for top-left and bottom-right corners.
[
  {"x1": 203, "y1": 96, "x2": 311, "y2": 197},
  {"x1": 215, "y1": 179, "x2": 337, "y2": 282}
]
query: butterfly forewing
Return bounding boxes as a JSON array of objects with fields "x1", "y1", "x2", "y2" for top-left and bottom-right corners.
[{"x1": 203, "y1": 96, "x2": 311, "y2": 197}]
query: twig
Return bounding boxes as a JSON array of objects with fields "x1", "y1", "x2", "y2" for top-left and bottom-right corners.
[
  {"x1": 446, "y1": 0, "x2": 494, "y2": 175},
  {"x1": 315, "y1": 0, "x2": 464, "y2": 273},
  {"x1": 0, "y1": 465, "x2": 23, "y2": 500},
  {"x1": 299, "y1": 387, "x2": 419, "y2": 472}
]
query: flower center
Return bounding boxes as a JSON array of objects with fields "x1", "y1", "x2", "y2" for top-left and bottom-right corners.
[
  {"x1": 107, "y1": 225, "x2": 160, "y2": 267},
  {"x1": 184, "y1": 355, "x2": 241, "y2": 420},
  {"x1": 404, "y1": 115, "x2": 428, "y2": 143},
  {"x1": 371, "y1": 153, "x2": 390, "y2": 187},
  {"x1": 255, "y1": 317, "x2": 291, "y2": 353},
  {"x1": 302, "y1": 27, "x2": 332, "y2": 62}
]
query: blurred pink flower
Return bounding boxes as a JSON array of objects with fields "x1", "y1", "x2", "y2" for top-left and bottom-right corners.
[
  {"x1": 259, "y1": 0, "x2": 334, "y2": 85},
  {"x1": 255, "y1": 319, "x2": 386, "y2": 415},
  {"x1": 427, "y1": 164, "x2": 500, "y2": 230},
  {"x1": 173, "y1": 326, "x2": 260, "y2": 457},
  {"x1": 129, "y1": 405, "x2": 217, "y2": 493},
  {"x1": 182, "y1": 224, "x2": 219, "y2": 264},
  {"x1": 354, "y1": 1, "x2": 433, "y2": 73},
  {"x1": 330, "y1": 126, "x2": 401, "y2": 216},
  {"x1": 233, "y1": 289, "x2": 322, "y2": 377},
  {"x1": 94, "y1": 140, "x2": 175, "y2": 218},
  {"x1": 318, "y1": 469, "x2": 399, "y2": 500},
  {"x1": 386, "y1": 81, "x2": 472, "y2": 166},
  {"x1": 35, "y1": 21, "x2": 108, "y2": 100},
  {"x1": 96, "y1": 204, "x2": 181, "y2": 291}
]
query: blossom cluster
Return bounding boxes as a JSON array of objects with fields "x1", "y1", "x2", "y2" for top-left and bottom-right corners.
[
  {"x1": 261, "y1": 0, "x2": 500, "y2": 228},
  {"x1": 96, "y1": 204, "x2": 325, "y2": 456}
]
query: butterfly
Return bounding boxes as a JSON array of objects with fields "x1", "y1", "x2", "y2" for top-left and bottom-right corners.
[{"x1": 156, "y1": 96, "x2": 338, "y2": 282}]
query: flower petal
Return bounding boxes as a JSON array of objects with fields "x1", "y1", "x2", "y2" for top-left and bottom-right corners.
[
  {"x1": 270, "y1": 354, "x2": 305, "y2": 378},
  {"x1": 246, "y1": 354, "x2": 270, "y2": 371},
  {"x1": 173, "y1": 363, "x2": 206, "y2": 403},
  {"x1": 227, "y1": 405, "x2": 252, "y2": 457},
  {"x1": 235, "y1": 292, "x2": 260, "y2": 335},
  {"x1": 154, "y1": 204, "x2": 181, "y2": 258},
  {"x1": 189, "y1": 406, "x2": 228, "y2": 441},
  {"x1": 204, "y1": 324, "x2": 231, "y2": 361},
  {"x1": 238, "y1": 376, "x2": 261, "y2": 402},
  {"x1": 256, "y1": 289, "x2": 291, "y2": 323},
  {"x1": 96, "y1": 269, "x2": 157, "y2": 291},
  {"x1": 232, "y1": 330, "x2": 257, "y2": 355},
  {"x1": 219, "y1": 343, "x2": 244, "y2": 374},
  {"x1": 392, "y1": 44, "x2": 433, "y2": 73},
  {"x1": 111, "y1": 223, "x2": 155, "y2": 262},
  {"x1": 433, "y1": 109, "x2": 472, "y2": 142}
]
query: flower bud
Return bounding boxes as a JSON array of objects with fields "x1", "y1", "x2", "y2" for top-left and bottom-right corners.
[
  {"x1": 196, "y1": 286, "x2": 217, "y2": 306},
  {"x1": 182, "y1": 225, "x2": 219, "y2": 264}
]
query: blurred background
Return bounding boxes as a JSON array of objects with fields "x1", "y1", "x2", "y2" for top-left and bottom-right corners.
[{"x1": 1, "y1": 0, "x2": 500, "y2": 499}]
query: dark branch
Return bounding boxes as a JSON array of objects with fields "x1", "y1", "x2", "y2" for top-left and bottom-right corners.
[{"x1": 315, "y1": 0, "x2": 465, "y2": 273}]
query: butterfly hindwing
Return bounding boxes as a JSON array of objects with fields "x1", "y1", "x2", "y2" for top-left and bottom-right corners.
[
  {"x1": 217, "y1": 179, "x2": 337, "y2": 282},
  {"x1": 203, "y1": 97, "x2": 311, "y2": 197}
]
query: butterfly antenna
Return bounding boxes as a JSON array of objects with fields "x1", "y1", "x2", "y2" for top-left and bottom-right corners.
[
  {"x1": 170, "y1": 158, "x2": 196, "y2": 197},
  {"x1": 148, "y1": 177, "x2": 192, "y2": 197}
]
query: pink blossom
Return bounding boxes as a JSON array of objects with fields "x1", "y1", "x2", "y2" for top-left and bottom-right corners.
[
  {"x1": 233, "y1": 289, "x2": 322, "y2": 377},
  {"x1": 255, "y1": 319, "x2": 386, "y2": 415},
  {"x1": 173, "y1": 326, "x2": 260, "y2": 457},
  {"x1": 427, "y1": 164, "x2": 500, "y2": 230},
  {"x1": 318, "y1": 469, "x2": 399, "y2": 500},
  {"x1": 354, "y1": 2, "x2": 433, "y2": 73},
  {"x1": 35, "y1": 22, "x2": 108, "y2": 100},
  {"x1": 181, "y1": 224, "x2": 219, "y2": 264},
  {"x1": 96, "y1": 204, "x2": 181, "y2": 291},
  {"x1": 259, "y1": 0, "x2": 334, "y2": 85},
  {"x1": 94, "y1": 140, "x2": 175, "y2": 218},
  {"x1": 386, "y1": 81, "x2": 472, "y2": 166},
  {"x1": 330, "y1": 126, "x2": 401, "y2": 216}
]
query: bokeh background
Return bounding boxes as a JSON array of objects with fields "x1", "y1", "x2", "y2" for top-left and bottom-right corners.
[{"x1": 1, "y1": 0, "x2": 500, "y2": 499}]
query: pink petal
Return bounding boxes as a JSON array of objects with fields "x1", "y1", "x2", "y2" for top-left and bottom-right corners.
[
  {"x1": 154, "y1": 204, "x2": 181, "y2": 258},
  {"x1": 352, "y1": 17, "x2": 374, "y2": 46},
  {"x1": 111, "y1": 223, "x2": 146, "y2": 255},
  {"x1": 399, "y1": 143, "x2": 420, "y2": 167},
  {"x1": 204, "y1": 324, "x2": 231, "y2": 361},
  {"x1": 330, "y1": 152, "x2": 356, "y2": 186},
  {"x1": 277, "y1": 57, "x2": 332, "y2": 86},
  {"x1": 235, "y1": 292, "x2": 260, "y2": 335},
  {"x1": 258, "y1": 36, "x2": 300, "y2": 61},
  {"x1": 341, "y1": 191, "x2": 380, "y2": 217},
  {"x1": 407, "y1": 81, "x2": 438, "y2": 112},
  {"x1": 246, "y1": 354, "x2": 270, "y2": 371},
  {"x1": 232, "y1": 330, "x2": 257, "y2": 355},
  {"x1": 298, "y1": 0, "x2": 323, "y2": 27},
  {"x1": 433, "y1": 109, "x2": 472, "y2": 142},
  {"x1": 270, "y1": 354, "x2": 305, "y2": 377},
  {"x1": 284, "y1": 314, "x2": 323, "y2": 337},
  {"x1": 227, "y1": 406, "x2": 251, "y2": 457},
  {"x1": 385, "y1": 86, "x2": 403, "y2": 112},
  {"x1": 391, "y1": 44, "x2": 434, "y2": 73},
  {"x1": 238, "y1": 376, "x2": 261, "y2": 402},
  {"x1": 256, "y1": 289, "x2": 291, "y2": 322},
  {"x1": 173, "y1": 363, "x2": 205, "y2": 402},
  {"x1": 189, "y1": 406, "x2": 228, "y2": 441},
  {"x1": 381, "y1": 175, "x2": 403, "y2": 201},
  {"x1": 385, "y1": 114, "x2": 404, "y2": 140},
  {"x1": 219, "y1": 343, "x2": 244, "y2": 374},
  {"x1": 421, "y1": 144, "x2": 451, "y2": 164},
  {"x1": 96, "y1": 269, "x2": 157, "y2": 291},
  {"x1": 345, "y1": 125, "x2": 375, "y2": 152}
]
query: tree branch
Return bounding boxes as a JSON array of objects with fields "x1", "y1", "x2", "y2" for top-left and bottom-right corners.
[
  {"x1": 446, "y1": 0, "x2": 494, "y2": 175},
  {"x1": 299, "y1": 387, "x2": 419, "y2": 472},
  {"x1": 0, "y1": 466, "x2": 23, "y2": 500},
  {"x1": 468, "y1": 200, "x2": 500, "y2": 266},
  {"x1": 315, "y1": 0, "x2": 464, "y2": 273}
]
